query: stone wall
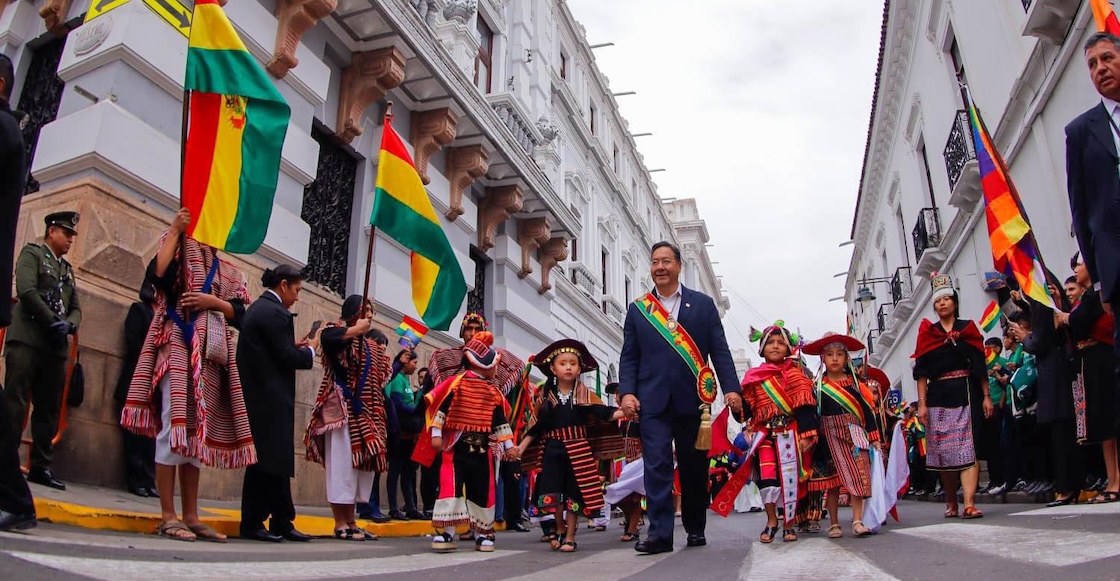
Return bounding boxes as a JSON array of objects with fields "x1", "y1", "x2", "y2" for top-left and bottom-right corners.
[{"x1": 7, "y1": 177, "x2": 440, "y2": 505}]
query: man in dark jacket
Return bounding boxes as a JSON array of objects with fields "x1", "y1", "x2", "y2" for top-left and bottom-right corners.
[
  {"x1": 237, "y1": 265, "x2": 317, "y2": 542},
  {"x1": 0, "y1": 52, "x2": 37, "y2": 532},
  {"x1": 114, "y1": 272, "x2": 158, "y2": 497}
]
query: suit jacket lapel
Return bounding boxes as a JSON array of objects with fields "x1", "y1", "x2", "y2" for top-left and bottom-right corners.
[
  {"x1": 676, "y1": 286, "x2": 695, "y2": 330},
  {"x1": 1089, "y1": 102, "x2": 1119, "y2": 160}
]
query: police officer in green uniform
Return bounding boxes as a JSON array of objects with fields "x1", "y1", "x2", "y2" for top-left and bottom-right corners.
[{"x1": 4, "y1": 211, "x2": 82, "y2": 491}]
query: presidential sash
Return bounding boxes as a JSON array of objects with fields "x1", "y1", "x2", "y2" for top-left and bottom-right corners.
[
  {"x1": 759, "y1": 376, "x2": 794, "y2": 416},
  {"x1": 634, "y1": 293, "x2": 717, "y2": 404},
  {"x1": 818, "y1": 379, "x2": 866, "y2": 424}
]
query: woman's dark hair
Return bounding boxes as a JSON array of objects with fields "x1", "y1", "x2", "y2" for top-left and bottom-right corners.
[
  {"x1": 650, "y1": 241, "x2": 681, "y2": 262},
  {"x1": 261, "y1": 264, "x2": 303, "y2": 289},
  {"x1": 391, "y1": 348, "x2": 416, "y2": 378},
  {"x1": 139, "y1": 273, "x2": 157, "y2": 305},
  {"x1": 367, "y1": 328, "x2": 389, "y2": 345},
  {"x1": 1071, "y1": 251, "x2": 1082, "y2": 271}
]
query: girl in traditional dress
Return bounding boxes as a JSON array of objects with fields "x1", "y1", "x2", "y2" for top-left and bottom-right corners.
[
  {"x1": 913, "y1": 273, "x2": 992, "y2": 520},
  {"x1": 1063, "y1": 253, "x2": 1119, "y2": 503},
  {"x1": 803, "y1": 333, "x2": 881, "y2": 538},
  {"x1": 740, "y1": 322, "x2": 818, "y2": 543},
  {"x1": 513, "y1": 339, "x2": 624, "y2": 553},
  {"x1": 121, "y1": 209, "x2": 255, "y2": 543},
  {"x1": 305, "y1": 295, "x2": 391, "y2": 541}
]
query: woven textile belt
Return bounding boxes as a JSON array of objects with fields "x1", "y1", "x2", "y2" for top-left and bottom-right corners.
[
  {"x1": 936, "y1": 370, "x2": 970, "y2": 381},
  {"x1": 544, "y1": 425, "x2": 588, "y2": 441}
]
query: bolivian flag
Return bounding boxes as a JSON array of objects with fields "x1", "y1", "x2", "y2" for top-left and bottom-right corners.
[
  {"x1": 370, "y1": 117, "x2": 467, "y2": 331},
  {"x1": 182, "y1": 0, "x2": 290, "y2": 254}
]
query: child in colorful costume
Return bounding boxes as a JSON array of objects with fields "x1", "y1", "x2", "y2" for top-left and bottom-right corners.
[
  {"x1": 802, "y1": 332, "x2": 881, "y2": 538},
  {"x1": 419, "y1": 331, "x2": 516, "y2": 552},
  {"x1": 738, "y1": 322, "x2": 818, "y2": 543},
  {"x1": 513, "y1": 339, "x2": 624, "y2": 553}
]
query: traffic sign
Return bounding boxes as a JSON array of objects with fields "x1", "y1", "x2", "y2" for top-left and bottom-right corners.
[
  {"x1": 141, "y1": 0, "x2": 192, "y2": 38},
  {"x1": 84, "y1": 0, "x2": 131, "y2": 23}
]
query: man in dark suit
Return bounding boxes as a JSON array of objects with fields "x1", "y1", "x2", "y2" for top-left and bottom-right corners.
[
  {"x1": 237, "y1": 265, "x2": 317, "y2": 542},
  {"x1": 0, "y1": 52, "x2": 37, "y2": 532},
  {"x1": 1067, "y1": 31, "x2": 1120, "y2": 368},
  {"x1": 618, "y1": 241, "x2": 741, "y2": 554}
]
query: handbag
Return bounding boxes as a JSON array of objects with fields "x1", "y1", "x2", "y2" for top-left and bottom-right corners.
[
  {"x1": 203, "y1": 310, "x2": 228, "y2": 366},
  {"x1": 320, "y1": 385, "x2": 348, "y2": 427}
]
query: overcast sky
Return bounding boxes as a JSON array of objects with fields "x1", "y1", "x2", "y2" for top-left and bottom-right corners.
[{"x1": 565, "y1": 0, "x2": 885, "y2": 361}]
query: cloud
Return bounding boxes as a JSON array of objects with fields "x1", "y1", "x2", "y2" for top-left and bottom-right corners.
[{"x1": 566, "y1": 0, "x2": 884, "y2": 359}]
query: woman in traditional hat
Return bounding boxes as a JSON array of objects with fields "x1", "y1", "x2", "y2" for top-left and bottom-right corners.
[
  {"x1": 513, "y1": 339, "x2": 624, "y2": 553},
  {"x1": 803, "y1": 333, "x2": 881, "y2": 538},
  {"x1": 912, "y1": 273, "x2": 992, "y2": 520},
  {"x1": 739, "y1": 322, "x2": 818, "y2": 543},
  {"x1": 304, "y1": 295, "x2": 391, "y2": 541}
]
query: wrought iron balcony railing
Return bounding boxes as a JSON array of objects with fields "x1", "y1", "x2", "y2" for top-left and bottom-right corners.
[
  {"x1": 891, "y1": 266, "x2": 913, "y2": 305},
  {"x1": 912, "y1": 207, "x2": 943, "y2": 263},
  {"x1": 943, "y1": 110, "x2": 977, "y2": 192}
]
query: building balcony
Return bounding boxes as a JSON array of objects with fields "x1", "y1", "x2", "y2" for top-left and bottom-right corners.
[
  {"x1": 912, "y1": 207, "x2": 947, "y2": 279},
  {"x1": 601, "y1": 295, "x2": 626, "y2": 326},
  {"x1": 877, "y1": 302, "x2": 899, "y2": 351},
  {"x1": 486, "y1": 93, "x2": 543, "y2": 156},
  {"x1": 1022, "y1": 0, "x2": 1080, "y2": 44},
  {"x1": 891, "y1": 266, "x2": 916, "y2": 321},
  {"x1": 569, "y1": 263, "x2": 597, "y2": 298},
  {"x1": 943, "y1": 110, "x2": 981, "y2": 210},
  {"x1": 867, "y1": 328, "x2": 881, "y2": 366}
]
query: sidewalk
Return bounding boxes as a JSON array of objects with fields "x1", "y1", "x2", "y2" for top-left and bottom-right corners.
[{"x1": 29, "y1": 481, "x2": 446, "y2": 538}]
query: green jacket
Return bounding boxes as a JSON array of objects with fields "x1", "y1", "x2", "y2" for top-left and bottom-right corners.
[{"x1": 6, "y1": 242, "x2": 81, "y2": 356}]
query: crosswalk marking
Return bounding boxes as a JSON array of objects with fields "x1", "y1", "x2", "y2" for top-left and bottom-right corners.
[
  {"x1": 892, "y1": 522, "x2": 1120, "y2": 567},
  {"x1": 739, "y1": 537, "x2": 898, "y2": 581},
  {"x1": 502, "y1": 548, "x2": 674, "y2": 581},
  {"x1": 1010, "y1": 502, "x2": 1120, "y2": 518},
  {"x1": 6, "y1": 549, "x2": 522, "y2": 580}
]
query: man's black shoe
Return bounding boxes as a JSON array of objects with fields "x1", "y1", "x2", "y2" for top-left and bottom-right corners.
[
  {"x1": 635, "y1": 538, "x2": 673, "y2": 554},
  {"x1": 405, "y1": 509, "x2": 426, "y2": 520},
  {"x1": 423, "y1": 510, "x2": 434, "y2": 519},
  {"x1": 511, "y1": 522, "x2": 530, "y2": 532},
  {"x1": 242, "y1": 528, "x2": 283, "y2": 543},
  {"x1": 0, "y1": 511, "x2": 37, "y2": 532},
  {"x1": 146, "y1": 487, "x2": 160, "y2": 498},
  {"x1": 128, "y1": 486, "x2": 149, "y2": 498},
  {"x1": 686, "y1": 533, "x2": 706, "y2": 547},
  {"x1": 27, "y1": 470, "x2": 65, "y2": 491},
  {"x1": 388, "y1": 509, "x2": 409, "y2": 521},
  {"x1": 277, "y1": 528, "x2": 313, "y2": 542}
]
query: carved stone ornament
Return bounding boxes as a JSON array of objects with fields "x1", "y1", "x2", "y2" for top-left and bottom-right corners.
[
  {"x1": 336, "y1": 47, "x2": 407, "y2": 144},
  {"x1": 411, "y1": 108, "x2": 458, "y2": 185},
  {"x1": 536, "y1": 116, "x2": 560, "y2": 146},
  {"x1": 538, "y1": 237, "x2": 569, "y2": 294},
  {"x1": 443, "y1": 0, "x2": 477, "y2": 24},
  {"x1": 478, "y1": 185, "x2": 523, "y2": 252},
  {"x1": 517, "y1": 217, "x2": 551, "y2": 279},
  {"x1": 445, "y1": 145, "x2": 488, "y2": 221},
  {"x1": 39, "y1": 0, "x2": 73, "y2": 36},
  {"x1": 268, "y1": 0, "x2": 338, "y2": 79}
]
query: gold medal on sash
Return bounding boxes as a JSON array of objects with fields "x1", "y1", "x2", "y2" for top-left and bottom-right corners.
[{"x1": 667, "y1": 318, "x2": 678, "y2": 332}]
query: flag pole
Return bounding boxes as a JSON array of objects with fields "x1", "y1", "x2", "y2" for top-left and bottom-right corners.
[
  {"x1": 363, "y1": 101, "x2": 392, "y2": 304},
  {"x1": 178, "y1": 86, "x2": 192, "y2": 389}
]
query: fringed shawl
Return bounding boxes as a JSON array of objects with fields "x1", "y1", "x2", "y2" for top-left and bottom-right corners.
[
  {"x1": 428, "y1": 346, "x2": 526, "y2": 395},
  {"x1": 305, "y1": 334, "x2": 391, "y2": 472},
  {"x1": 120, "y1": 236, "x2": 256, "y2": 468},
  {"x1": 740, "y1": 360, "x2": 816, "y2": 430},
  {"x1": 442, "y1": 374, "x2": 510, "y2": 433},
  {"x1": 520, "y1": 383, "x2": 625, "y2": 472}
]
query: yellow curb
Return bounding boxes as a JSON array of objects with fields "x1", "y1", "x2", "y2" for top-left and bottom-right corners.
[{"x1": 33, "y1": 498, "x2": 503, "y2": 538}]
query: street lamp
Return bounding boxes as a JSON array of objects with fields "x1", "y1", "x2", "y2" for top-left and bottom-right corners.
[
  {"x1": 612, "y1": 91, "x2": 636, "y2": 97},
  {"x1": 589, "y1": 42, "x2": 615, "y2": 49},
  {"x1": 631, "y1": 132, "x2": 653, "y2": 137}
]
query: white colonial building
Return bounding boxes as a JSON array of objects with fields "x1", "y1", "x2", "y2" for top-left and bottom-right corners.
[
  {"x1": 0, "y1": 0, "x2": 725, "y2": 498},
  {"x1": 845, "y1": 0, "x2": 1098, "y2": 402}
]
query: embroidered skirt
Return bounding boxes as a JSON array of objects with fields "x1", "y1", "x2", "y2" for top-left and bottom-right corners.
[
  {"x1": 926, "y1": 405, "x2": 977, "y2": 471},
  {"x1": 821, "y1": 414, "x2": 872, "y2": 498}
]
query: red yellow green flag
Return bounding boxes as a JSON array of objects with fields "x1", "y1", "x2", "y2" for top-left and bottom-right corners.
[
  {"x1": 1092, "y1": 0, "x2": 1120, "y2": 35},
  {"x1": 182, "y1": 0, "x2": 290, "y2": 254},
  {"x1": 979, "y1": 301, "x2": 1000, "y2": 333},
  {"x1": 369, "y1": 116, "x2": 467, "y2": 331}
]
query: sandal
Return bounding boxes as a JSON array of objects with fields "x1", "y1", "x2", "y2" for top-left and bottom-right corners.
[
  {"x1": 559, "y1": 540, "x2": 578, "y2": 553},
  {"x1": 594, "y1": 525, "x2": 607, "y2": 532},
  {"x1": 541, "y1": 533, "x2": 558, "y2": 544},
  {"x1": 334, "y1": 528, "x2": 365, "y2": 541},
  {"x1": 808, "y1": 521, "x2": 822, "y2": 534},
  {"x1": 550, "y1": 532, "x2": 564, "y2": 551},
  {"x1": 186, "y1": 523, "x2": 227, "y2": 543},
  {"x1": 944, "y1": 505, "x2": 959, "y2": 518},
  {"x1": 759, "y1": 525, "x2": 778, "y2": 544},
  {"x1": 351, "y1": 527, "x2": 378, "y2": 541},
  {"x1": 782, "y1": 528, "x2": 798, "y2": 543},
  {"x1": 828, "y1": 524, "x2": 842, "y2": 539},
  {"x1": 852, "y1": 520, "x2": 872, "y2": 537},
  {"x1": 962, "y1": 506, "x2": 984, "y2": 519},
  {"x1": 158, "y1": 520, "x2": 196, "y2": 542},
  {"x1": 620, "y1": 532, "x2": 639, "y2": 542},
  {"x1": 1089, "y1": 491, "x2": 1119, "y2": 504}
]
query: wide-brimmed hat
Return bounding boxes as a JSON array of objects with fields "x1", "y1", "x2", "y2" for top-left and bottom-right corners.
[
  {"x1": 604, "y1": 381, "x2": 620, "y2": 395},
  {"x1": 802, "y1": 332, "x2": 865, "y2": 356},
  {"x1": 864, "y1": 366, "x2": 890, "y2": 392},
  {"x1": 533, "y1": 338, "x2": 598, "y2": 375},
  {"x1": 464, "y1": 331, "x2": 500, "y2": 370}
]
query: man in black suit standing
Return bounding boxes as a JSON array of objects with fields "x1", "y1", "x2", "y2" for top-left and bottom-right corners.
[
  {"x1": 1067, "y1": 31, "x2": 1120, "y2": 364},
  {"x1": 0, "y1": 52, "x2": 36, "y2": 532},
  {"x1": 237, "y1": 264, "x2": 317, "y2": 542}
]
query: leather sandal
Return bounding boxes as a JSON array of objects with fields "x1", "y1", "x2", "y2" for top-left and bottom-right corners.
[
  {"x1": 1089, "y1": 491, "x2": 1119, "y2": 504},
  {"x1": 944, "y1": 505, "x2": 960, "y2": 518},
  {"x1": 782, "y1": 528, "x2": 798, "y2": 542},
  {"x1": 852, "y1": 520, "x2": 872, "y2": 537},
  {"x1": 828, "y1": 524, "x2": 842, "y2": 539},
  {"x1": 962, "y1": 506, "x2": 984, "y2": 519},
  {"x1": 759, "y1": 525, "x2": 778, "y2": 544}
]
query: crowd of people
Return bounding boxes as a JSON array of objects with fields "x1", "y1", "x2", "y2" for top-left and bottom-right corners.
[{"x1": 1, "y1": 32, "x2": 1120, "y2": 555}]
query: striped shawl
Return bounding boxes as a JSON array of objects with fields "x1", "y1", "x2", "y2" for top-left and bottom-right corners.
[{"x1": 520, "y1": 384, "x2": 625, "y2": 472}]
